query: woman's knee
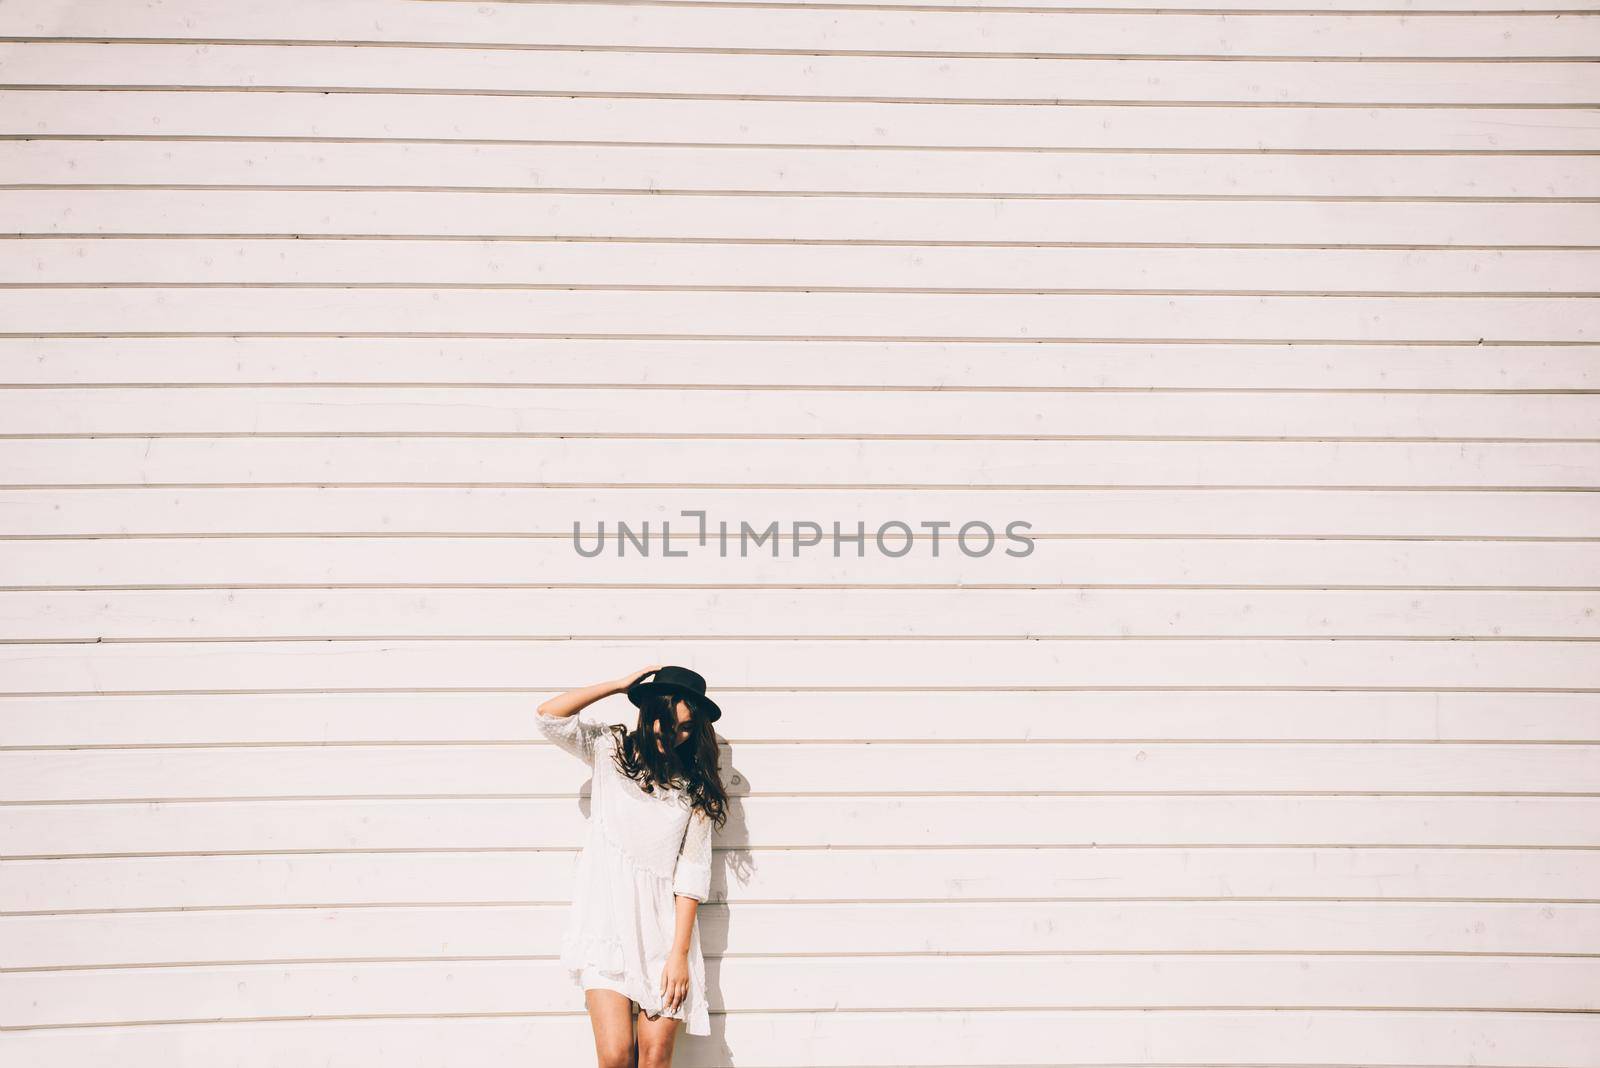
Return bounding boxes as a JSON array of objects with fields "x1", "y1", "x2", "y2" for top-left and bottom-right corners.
[
  {"x1": 635, "y1": 1022, "x2": 679, "y2": 1067},
  {"x1": 595, "y1": 1041, "x2": 635, "y2": 1068},
  {"x1": 636, "y1": 1042, "x2": 675, "y2": 1068}
]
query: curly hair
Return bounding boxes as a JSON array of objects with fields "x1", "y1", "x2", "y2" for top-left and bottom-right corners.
[{"x1": 603, "y1": 691, "x2": 728, "y2": 830}]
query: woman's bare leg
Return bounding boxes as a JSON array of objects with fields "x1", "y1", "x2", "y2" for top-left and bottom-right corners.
[
  {"x1": 585, "y1": 988, "x2": 638, "y2": 1068},
  {"x1": 634, "y1": 1007, "x2": 682, "y2": 1068}
]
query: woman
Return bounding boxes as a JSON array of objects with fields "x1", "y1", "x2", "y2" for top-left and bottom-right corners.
[{"x1": 535, "y1": 664, "x2": 728, "y2": 1065}]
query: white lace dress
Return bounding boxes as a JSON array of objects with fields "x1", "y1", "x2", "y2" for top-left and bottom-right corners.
[{"x1": 536, "y1": 709, "x2": 714, "y2": 1036}]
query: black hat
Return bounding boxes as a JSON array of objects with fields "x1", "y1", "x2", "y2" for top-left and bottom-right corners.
[{"x1": 627, "y1": 665, "x2": 721, "y2": 723}]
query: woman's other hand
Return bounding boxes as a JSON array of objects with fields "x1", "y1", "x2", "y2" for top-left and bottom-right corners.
[{"x1": 659, "y1": 950, "x2": 691, "y2": 1013}]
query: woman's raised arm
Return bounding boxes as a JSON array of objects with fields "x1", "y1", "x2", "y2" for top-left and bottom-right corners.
[{"x1": 534, "y1": 665, "x2": 661, "y2": 764}]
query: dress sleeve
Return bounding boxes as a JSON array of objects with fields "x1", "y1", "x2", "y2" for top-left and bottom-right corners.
[
  {"x1": 536, "y1": 709, "x2": 603, "y2": 765},
  {"x1": 672, "y1": 806, "x2": 714, "y2": 903}
]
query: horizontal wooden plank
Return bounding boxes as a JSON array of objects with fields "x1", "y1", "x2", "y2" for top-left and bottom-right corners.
[
  {"x1": 10, "y1": 240, "x2": 1600, "y2": 295},
  {"x1": 3, "y1": 692, "x2": 1596, "y2": 748},
  {"x1": 8, "y1": 844, "x2": 1595, "y2": 912},
  {"x1": 511, "y1": 0, "x2": 1600, "y2": 11},
  {"x1": 3, "y1": 282, "x2": 1600, "y2": 346},
  {"x1": 2, "y1": 487, "x2": 1595, "y2": 538},
  {"x1": 4, "y1": 1011, "x2": 1596, "y2": 1068},
  {"x1": 5, "y1": 955, "x2": 1597, "y2": 1030},
  {"x1": 13, "y1": 900, "x2": 1597, "y2": 969},
  {"x1": 3, "y1": 638, "x2": 1598, "y2": 694},
  {"x1": 9, "y1": 538, "x2": 1598, "y2": 587},
  {"x1": 3, "y1": 46, "x2": 1597, "y2": 107},
  {"x1": 12, "y1": 92, "x2": 1600, "y2": 151},
  {"x1": 5, "y1": 439, "x2": 1596, "y2": 488},
  {"x1": 5, "y1": 287, "x2": 1600, "y2": 342},
  {"x1": 727, "y1": 0, "x2": 1600, "y2": 8},
  {"x1": 6, "y1": 589, "x2": 1597, "y2": 641},
  {"x1": 624, "y1": 0, "x2": 1600, "y2": 9},
  {"x1": 10, "y1": 189, "x2": 1600, "y2": 245},
  {"x1": 5, "y1": 795, "x2": 1596, "y2": 857},
  {"x1": 543, "y1": 0, "x2": 1600, "y2": 9},
  {"x1": 7, "y1": 740, "x2": 1596, "y2": 802},
  {"x1": 8, "y1": 387, "x2": 1597, "y2": 439},
  {"x1": 3, "y1": 2, "x2": 1598, "y2": 57},
  {"x1": 2, "y1": 338, "x2": 1596, "y2": 391},
  {"x1": 9, "y1": 141, "x2": 1600, "y2": 199}
]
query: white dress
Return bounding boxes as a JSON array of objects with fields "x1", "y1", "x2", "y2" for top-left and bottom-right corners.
[{"x1": 536, "y1": 709, "x2": 714, "y2": 1036}]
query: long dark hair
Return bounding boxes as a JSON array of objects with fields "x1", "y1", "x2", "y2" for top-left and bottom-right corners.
[{"x1": 604, "y1": 692, "x2": 728, "y2": 830}]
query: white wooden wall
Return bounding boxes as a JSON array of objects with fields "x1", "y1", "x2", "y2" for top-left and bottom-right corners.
[{"x1": 2, "y1": 1, "x2": 1598, "y2": 1064}]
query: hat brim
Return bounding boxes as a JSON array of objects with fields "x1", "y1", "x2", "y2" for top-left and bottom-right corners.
[{"x1": 627, "y1": 680, "x2": 721, "y2": 722}]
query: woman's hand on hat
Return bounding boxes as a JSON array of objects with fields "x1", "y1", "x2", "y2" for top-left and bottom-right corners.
[{"x1": 615, "y1": 664, "x2": 664, "y2": 692}]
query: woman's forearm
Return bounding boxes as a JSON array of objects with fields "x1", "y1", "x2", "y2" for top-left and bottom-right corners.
[
  {"x1": 536, "y1": 678, "x2": 622, "y2": 719},
  {"x1": 537, "y1": 665, "x2": 660, "y2": 718},
  {"x1": 671, "y1": 894, "x2": 698, "y2": 956}
]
